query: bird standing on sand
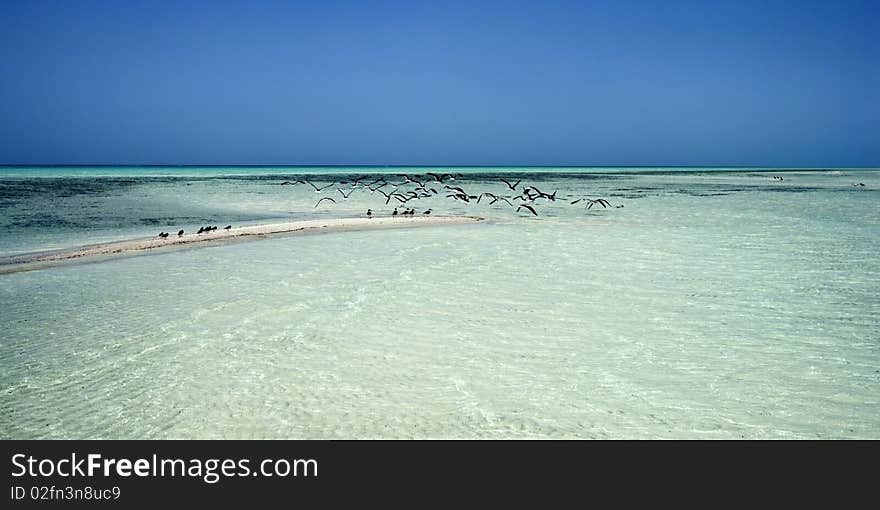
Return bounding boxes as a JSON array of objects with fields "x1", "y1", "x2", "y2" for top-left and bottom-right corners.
[
  {"x1": 178, "y1": 229, "x2": 184, "y2": 236},
  {"x1": 223, "y1": 225, "x2": 231, "y2": 230},
  {"x1": 366, "y1": 209, "x2": 372, "y2": 218},
  {"x1": 392, "y1": 207, "x2": 398, "y2": 216},
  {"x1": 423, "y1": 209, "x2": 432, "y2": 215}
]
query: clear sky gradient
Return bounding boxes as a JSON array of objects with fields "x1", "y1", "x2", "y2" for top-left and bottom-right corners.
[{"x1": 1, "y1": 0, "x2": 877, "y2": 166}]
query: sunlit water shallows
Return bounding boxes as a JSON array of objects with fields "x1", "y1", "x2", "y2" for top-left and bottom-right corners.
[{"x1": 1, "y1": 167, "x2": 878, "y2": 439}]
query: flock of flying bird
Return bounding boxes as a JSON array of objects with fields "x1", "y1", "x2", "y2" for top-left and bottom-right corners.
[
  {"x1": 153, "y1": 172, "x2": 870, "y2": 238},
  {"x1": 154, "y1": 173, "x2": 612, "y2": 237},
  {"x1": 279, "y1": 172, "x2": 618, "y2": 217}
]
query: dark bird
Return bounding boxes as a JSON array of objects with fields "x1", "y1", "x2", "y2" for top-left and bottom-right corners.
[
  {"x1": 521, "y1": 189, "x2": 541, "y2": 202},
  {"x1": 280, "y1": 180, "x2": 305, "y2": 186},
  {"x1": 392, "y1": 207, "x2": 399, "y2": 216},
  {"x1": 197, "y1": 227, "x2": 205, "y2": 234},
  {"x1": 477, "y1": 192, "x2": 497, "y2": 204},
  {"x1": 586, "y1": 199, "x2": 611, "y2": 209},
  {"x1": 427, "y1": 172, "x2": 455, "y2": 184},
  {"x1": 223, "y1": 225, "x2": 231, "y2": 230},
  {"x1": 158, "y1": 232, "x2": 168, "y2": 238},
  {"x1": 444, "y1": 185, "x2": 467, "y2": 195},
  {"x1": 306, "y1": 181, "x2": 335, "y2": 192},
  {"x1": 398, "y1": 174, "x2": 423, "y2": 186},
  {"x1": 314, "y1": 197, "x2": 337, "y2": 208},
  {"x1": 500, "y1": 178, "x2": 521, "y2": 191},
  {"x1": 366, "y1": 209, "x2": 372, "y2": 218},
  {"x1": 423, "y1": 208, "x2": 432, "y2": 215},
  {"x1": 177, "y1": 229, "x2": 184, "y2": 236},
  {"x1": 517, "y1": 204, "x2": 538, "y2": 216},
  {"x1": 337, "y1": 188, "x2": 355, "y2": 199},
  {"x1": 377, "y1": 189, "x2": 394, "y2": 204}
]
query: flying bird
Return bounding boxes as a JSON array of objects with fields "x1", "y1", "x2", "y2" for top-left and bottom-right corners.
[
  {"x1": 427, "y1": 172, "x2": 455, "y2": 183},
  {"x1": 500, "y1": 178, "x2": 521, "y2": 191},
  {"x1": 377, "y1": 189, "x2": 394, "y2": 204},
  {"x1": 306, "y1": 181, "x2": 335, "y2": 192},
  {"x1": 517, "y1": 204, "x2": 538, "y2": 216},
  {"x1": 314, "y1": 197, "x2": 337, "y2": 208},
  {"x1": 586, "y1": 199, "x2": 611, "y2": 209},
  {"x1": 477, "y1": 192, "x2": 497, "y2": 204},
  {"x1": 398, "y1": 174, "x2": 423, "y2": 186}
]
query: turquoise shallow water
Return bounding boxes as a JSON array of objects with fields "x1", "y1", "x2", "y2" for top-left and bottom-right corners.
[{"x1": 1, "y1": 167, "x2": 878, "y2": 438}]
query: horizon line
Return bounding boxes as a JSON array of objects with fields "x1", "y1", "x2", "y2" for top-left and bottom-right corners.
[{"x1": 2, "y1": 164, "x2": 878, "y2": 169}]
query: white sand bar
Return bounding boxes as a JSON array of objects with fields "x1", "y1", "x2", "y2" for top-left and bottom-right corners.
[{"x1": 0, "y1": 215, "x2": 485, "y2": 274}]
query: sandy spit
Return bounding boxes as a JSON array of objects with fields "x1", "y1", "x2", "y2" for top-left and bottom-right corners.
[{"x1": 0, "y1": 215, "x2": 485, "y2": 274}]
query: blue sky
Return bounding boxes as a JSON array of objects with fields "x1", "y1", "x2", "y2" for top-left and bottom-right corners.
[{"x1": 1, "y1": 0, "x2": 877, "y2": 166}]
